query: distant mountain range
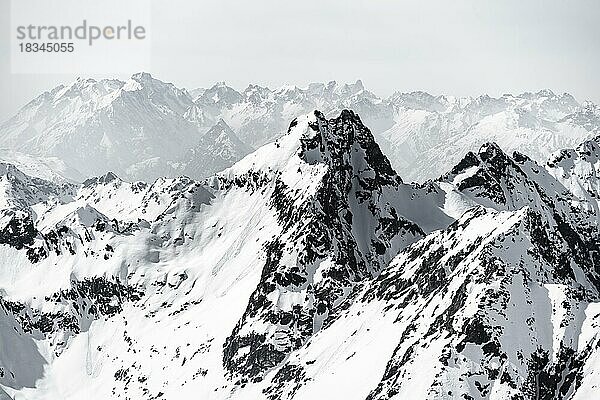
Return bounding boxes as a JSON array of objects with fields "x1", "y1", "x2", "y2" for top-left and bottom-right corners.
[{"x1": 1, "y1": 73, "x2": 598, "y2": 183}]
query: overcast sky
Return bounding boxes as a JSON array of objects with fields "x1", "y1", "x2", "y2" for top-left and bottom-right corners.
[{"x1": 1, "y1": 0, "x2": 599, "y2": 121}]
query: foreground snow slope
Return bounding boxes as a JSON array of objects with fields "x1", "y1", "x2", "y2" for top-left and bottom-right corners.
[
  {"x1": 1, "y1": 110, "x2": 600, "y2": 399},
  {"x1": 0, "y1": 110, "x2": 447, "y2": 399}
]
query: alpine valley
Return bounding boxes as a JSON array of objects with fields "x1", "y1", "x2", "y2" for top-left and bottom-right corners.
[{"x1": 1, "y1": 76, "x2": 600, "y2": 399}]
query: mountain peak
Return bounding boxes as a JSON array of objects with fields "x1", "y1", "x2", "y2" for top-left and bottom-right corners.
[
  {"x1": 130, "y1": 71, "x2": 153, "y2": 82},
  {"x1": 126, "y1": 72, "x2": 180, "y2": 92},
  {"x1": 223, "y1": 109, "x2": 399, "y2": 191},
  {"x1": 71, "y1": 76, "x2": 98, "y2": 88},
  {"x1": 82, "y1": 171, "x2": 121, "y2": 187},
  {"x1": 221, "y1": 110, "x2": 432, "y2": 382},
  {"x1": 536, "y1": 88, "x2": 557, "y2": 98},
  {"x1": 100, "y1": 171, "x2": 120, "y2": 183},
  {"x1": 209, "y1": 81, "x2": 236, "y2": 91},
  {"x1": 198, "y1": 82, "x2": 244, "y2": 105},
  {"x1": 177, "y1": 119, "x2": 251, "y2": 178},
  {"x1": 215, "y1": 118, "x2": 229, "y2": 128},
  {"x1": 205, "y1": 119, "x2": 236, "y2": 141},
  {"x1": 300, "y1": 110, "x2": 398, "y2": 186},
  {"x1": 478, "y1": 141, "x2": 505, "y2": 158}
]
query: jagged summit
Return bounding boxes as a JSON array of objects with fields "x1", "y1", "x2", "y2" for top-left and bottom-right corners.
[
  {"x1": 82, "y1": 171, "x2": 121, "y2": 187},
  {"x1": 221, "y1": 110, "x2": 399, "y2": 188},
  {"x1": 130, "y1": 71, "x2": 153, "y2": 81},
  {"x1": 300, "y1": 110, "x2": 399, "y2": 186}
]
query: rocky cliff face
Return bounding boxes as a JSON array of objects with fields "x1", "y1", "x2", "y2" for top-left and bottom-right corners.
[
  {"x1": 1, "y1": 111, "x2": 600, "y2": 400},
  {"x1": 222, "y1": 110, "x2": 428, "y2": 383}
]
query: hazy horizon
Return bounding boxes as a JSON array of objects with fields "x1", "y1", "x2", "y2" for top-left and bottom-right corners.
[{"x1": 1, "y1": 0, "x2": 599, "y2": 122}]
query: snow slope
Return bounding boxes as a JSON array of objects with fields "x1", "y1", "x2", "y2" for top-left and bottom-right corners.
[{"x1": 1, "y1": 110, "x2": 600, "y2": 399}]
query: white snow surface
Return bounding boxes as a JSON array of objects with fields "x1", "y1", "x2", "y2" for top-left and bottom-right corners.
[{"x1": 0, "y1": 105, "x2": 600, "y2": 400}]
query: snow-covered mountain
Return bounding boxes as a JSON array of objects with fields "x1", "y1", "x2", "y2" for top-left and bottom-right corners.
[
  {"x1": 382, "y1": 91, "x2": 599, "y2": 182},
  {"x1": 173, "y1": 119, "x2": 253, "y2": 179},
  {"x1": 192, "y1": 79, "x2": 392, "y2": 149},
  {"x1": 0, "y1": 149, "x2": 84, "y2": 184},
  {"x1": 0, "y1": 73, "x2": 201, "y2": 182},
  {"x1": 188, "y1": 83, "x2": 600, "y2": 185},
  {"x1": 2, "y1": 109, "x2": 600, "y2": 399},
  {"x1": 0, "y1": 74, "x2": 255, "y2": 183},
  {"x1": 5, "y1": 74, "x2": 595, "y2": 185}
]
